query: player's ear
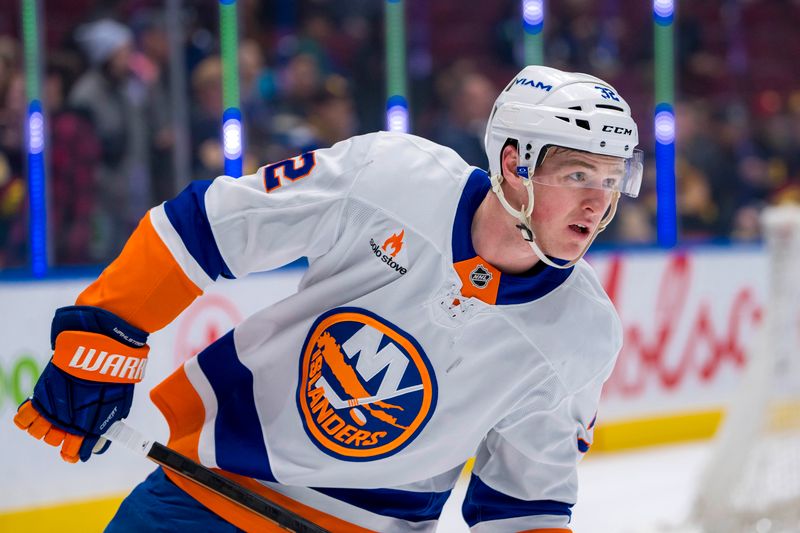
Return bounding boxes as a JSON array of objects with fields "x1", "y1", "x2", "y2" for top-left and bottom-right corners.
[{"x1": 501, "y1": 143, "x2": 524, "y2": 188}]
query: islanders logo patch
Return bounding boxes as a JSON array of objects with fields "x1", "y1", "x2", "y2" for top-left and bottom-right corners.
[{"x1": 297, "y1": 307, "x2": 437, "y2": 461}]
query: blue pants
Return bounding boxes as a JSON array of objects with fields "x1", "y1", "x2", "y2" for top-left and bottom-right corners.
[{"x1": 106, "y1": 467, "x2": 244, "y2": 532}]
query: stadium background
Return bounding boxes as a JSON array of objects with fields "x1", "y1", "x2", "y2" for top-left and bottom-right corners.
[{"x1": 0, "y1": 0, "x2": 798, "y2": 530}]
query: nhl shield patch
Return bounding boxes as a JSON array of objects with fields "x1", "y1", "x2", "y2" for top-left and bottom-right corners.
[{"x1": 469, "y1": 264, "x2": 493, "y2": 289}]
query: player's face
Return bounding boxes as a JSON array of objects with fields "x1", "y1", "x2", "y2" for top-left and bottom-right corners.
[{"x1": 529, "y1": 148, "x2": 621, "y2": 260}]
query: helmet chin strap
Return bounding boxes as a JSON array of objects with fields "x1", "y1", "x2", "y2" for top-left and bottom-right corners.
[{"x1": 489, "y1": 173, "x2": 621, "y2": 270}]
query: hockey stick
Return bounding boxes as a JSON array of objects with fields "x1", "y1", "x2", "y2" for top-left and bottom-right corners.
[{"x1": 104, "y1": 421, "x2": 329, "y2": 533}]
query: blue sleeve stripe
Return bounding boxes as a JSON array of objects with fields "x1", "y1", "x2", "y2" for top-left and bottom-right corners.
[
  {"x1": 313, "y1": 486, "x2": 451, "y2": 523},
  {"x1": 578, "y1": 438, "x2": 591, "y2": 453},
  {"x1": 461, "y1": 474, "x2": 573, "y2": 526},
  {"x1": 196, "y1": 330, "x2": 276, "y2": 482},
  {"x1": 163, "y1": 180, "x2": 234, "y2": 280}
]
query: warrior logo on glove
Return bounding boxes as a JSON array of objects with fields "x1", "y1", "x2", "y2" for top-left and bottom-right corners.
[
  {"x1": 297, "y1": 307, "x2": 437, "y2": 461},
  {"x1": 53, "y1": 331, "x2": 148, "y2": 383}
]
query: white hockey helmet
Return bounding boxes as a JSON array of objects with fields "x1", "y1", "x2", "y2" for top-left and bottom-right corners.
[{"x1": 484, "y1": 65, "x2": 643, "y2": 268}]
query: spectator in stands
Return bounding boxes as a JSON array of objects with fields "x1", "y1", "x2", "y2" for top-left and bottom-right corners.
[
  {"x1": 430, "y1": 65, "x2": 496, "y2": 169},
  {"x1": 275, "y1": 52, "x2": 323, "y2": 119},
  {"x1": 0, "y1": 63, "x2": 26, "y2": 268},
  {"x1": 239, "y1": 39, "x2": 275, "y2": 164},
  {"x1": 269, "y1": 52, "x2": 325, "y2": 157},
  {"x1": 131, "y1": 9, "x2": 178, "y2": 205},
  {"x1": 676, "y1": 156, "x2": 721, "y2": 240},
  {"x1": 69, "y1": 18, "x2": 152, "y2": 262},
  {"x1": 612, "y1": 203, "x2": 657, "y2": 244},
  {"x1": 266, "y1": 73, "x2": 357, "y2": 158},
  {"x1": 288, "y1": 74, "x2": 358, "y2": 152},
  {"x1": 189, "y1": 55, "x2": 225, "y2": 182},
  {"x1": 0, "y1": 36, "x2": 20, "y2": 111},
  {"x1": 675, "y1": 101, "x2": 738, "y2": 237},
  {"x1": 46, "y1": 54, "x2": 102, "y2": 265},
  {"x1": 730, "y1": 203, "x2": 763, "y2": 242},
  {"x1": 0, "y1": 149, "x2": 25, "y2": 268}
]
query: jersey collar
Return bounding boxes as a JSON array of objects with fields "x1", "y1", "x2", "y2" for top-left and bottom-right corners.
[{"x1": 451, "y1": 168, "x2": 574, "y2": 305}]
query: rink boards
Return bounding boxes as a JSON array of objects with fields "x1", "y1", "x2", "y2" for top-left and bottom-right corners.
[{"x1": 0, "y1": 245, "x2": 768, "y2": 524}]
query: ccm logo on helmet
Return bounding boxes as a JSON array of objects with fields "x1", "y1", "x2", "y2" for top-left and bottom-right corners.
[
  {"x1": 297, "y1": 307, "x2": 437, "y2": 461},
  {"x1": 602, "y1": 125, "x2": 633, "y2": 136}
]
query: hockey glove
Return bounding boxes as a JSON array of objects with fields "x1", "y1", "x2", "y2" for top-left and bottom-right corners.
[{"x1": 13, "y1": 306, "x2": 150, "y2": 463}]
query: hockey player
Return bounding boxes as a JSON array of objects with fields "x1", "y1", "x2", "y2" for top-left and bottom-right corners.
[{"x1": 14, "y1": 65, "x2": 642, "y2": 532}]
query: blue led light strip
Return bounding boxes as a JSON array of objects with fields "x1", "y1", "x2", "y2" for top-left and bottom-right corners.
[
  {"x1": 654, "y1": 0, "x2": 677, "y2": 247},
  {"x1": 222, "y1": 107, "x2": 243, "y2": 178},
  {"x1": 22, "y1": 0, "x2": 47, "y2": 276},
  {"x1": 655, "y1": 103, "x2": 677, "y2": 247}
]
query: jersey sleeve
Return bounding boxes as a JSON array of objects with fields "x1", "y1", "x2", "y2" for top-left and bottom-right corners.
[
  {"x1": 77, "y1": 134, "x2": 376, "y2": 333},
  {"x1": 461, "y1": 379, "x2": 604, "y2": 532}
]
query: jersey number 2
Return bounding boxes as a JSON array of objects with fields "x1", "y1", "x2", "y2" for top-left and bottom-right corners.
[{"x1": 262, "y1": 152, "x2": 317, "y2": 192}]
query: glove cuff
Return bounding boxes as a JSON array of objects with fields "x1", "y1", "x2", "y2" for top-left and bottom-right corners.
[{"x1": 52, "y1": 306, "x2": 149, "y2": 349}]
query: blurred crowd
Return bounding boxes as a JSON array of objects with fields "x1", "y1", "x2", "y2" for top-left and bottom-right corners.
[{"x1": 1, "y1": 0, "x2": 799, "y2": 269}]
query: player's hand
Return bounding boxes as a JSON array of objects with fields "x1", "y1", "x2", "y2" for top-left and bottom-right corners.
[{"x1": 13, "y1": 306, "x2": 149, "y2": 463}]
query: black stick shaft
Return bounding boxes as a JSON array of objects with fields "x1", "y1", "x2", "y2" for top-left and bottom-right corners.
[{"x1": 147, "y1": 442, "x2": 330, "y2": 533}]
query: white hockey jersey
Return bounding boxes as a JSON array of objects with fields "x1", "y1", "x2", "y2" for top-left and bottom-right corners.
[{"x1": 76, "y1": 132, "x2": 623, "y2": 532}]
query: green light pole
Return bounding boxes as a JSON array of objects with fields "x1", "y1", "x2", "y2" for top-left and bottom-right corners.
[
  {"x1": 220, "y1": 0, "x2": 242, "y2": 177},
  {"x1": 654, "y1": 0, "x2": 677, "y2": 247},
  {"x1": 385, "y1": 0, "x2": 409, "y2": 132}
]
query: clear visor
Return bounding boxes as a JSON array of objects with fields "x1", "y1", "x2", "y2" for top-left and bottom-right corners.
[{"x1": 528, "y1": 147, "x2": 644, "y2": 198}]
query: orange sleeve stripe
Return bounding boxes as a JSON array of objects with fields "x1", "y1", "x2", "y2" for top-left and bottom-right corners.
[
  {"x1": 76, "y1": 211, "x2": 202, "y2": 333},
  {"x1": 150, "y1": 365, "x2": 205, "y2": 463}
]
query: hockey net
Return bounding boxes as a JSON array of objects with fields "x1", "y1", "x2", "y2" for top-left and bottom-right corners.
[{"x1": 689, "y1": 205, "x2": 800, "y2": 533}]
